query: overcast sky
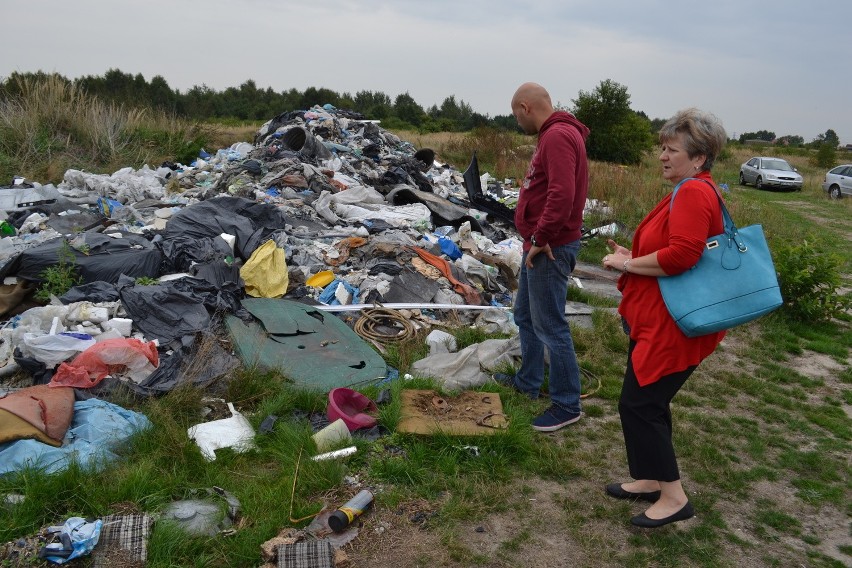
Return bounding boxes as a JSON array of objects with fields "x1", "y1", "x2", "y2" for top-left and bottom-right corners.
[{"x1": 2, "y1": 1, "x2": 850, "y2": 144}]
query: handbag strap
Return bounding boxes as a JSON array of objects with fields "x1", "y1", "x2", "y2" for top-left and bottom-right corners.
[{"x1": 669, "y1": 178, "x2": 747, "y2": 252}]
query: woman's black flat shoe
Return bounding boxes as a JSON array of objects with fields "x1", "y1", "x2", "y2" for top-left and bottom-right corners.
[
  {"x1": 631, "y1": 501, "x2": 694, "y2": 528},
  {"x1": 605, "y1": 483, "x2": 661, "y2": 502}
]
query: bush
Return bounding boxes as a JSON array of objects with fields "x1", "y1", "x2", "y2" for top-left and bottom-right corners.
[
  {"x1": 34, "y1": 242, "x2": 82, "y2": 302},
  {"x1": 774, "y1": 240, "x2": 852, "y2": 322},
  {"x1": 813, "y1": 143, "x2": 836, "y2": 169}
]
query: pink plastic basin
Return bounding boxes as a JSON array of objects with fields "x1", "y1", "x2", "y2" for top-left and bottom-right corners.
[{"x1": 327, "y1": 388, "x2": 378, "y2": 431}]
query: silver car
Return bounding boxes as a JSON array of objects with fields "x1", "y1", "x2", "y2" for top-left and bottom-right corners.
[
  {"x1": 739, "y1": 157, "x2": 803, "y2": 191},
  {"x1": 821, "y1": 164, "x2": 852, "y2": 198}
]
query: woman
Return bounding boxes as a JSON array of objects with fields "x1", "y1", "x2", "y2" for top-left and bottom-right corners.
[{"x1": 601, "y1": 108, "x2": 728, "y2": 528}]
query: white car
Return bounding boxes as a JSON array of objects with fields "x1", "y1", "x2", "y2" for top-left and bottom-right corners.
[
  {"x1": 822, "y1": 164, "x2": 852, "y2": 198},
  {"x1": 739, "y1": 157, "x2": 803, "y2": 191}
]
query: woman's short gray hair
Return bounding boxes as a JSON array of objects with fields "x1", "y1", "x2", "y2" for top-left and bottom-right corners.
[{"x1": 659, "y1": 108, "x2": 727, "y2": 171}]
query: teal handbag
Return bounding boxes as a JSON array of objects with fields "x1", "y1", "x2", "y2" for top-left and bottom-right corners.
[{"x1": 658, "y1": 179, "x2": 783, "y2": 337}]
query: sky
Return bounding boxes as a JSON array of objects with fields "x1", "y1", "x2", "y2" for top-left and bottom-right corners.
[{"x1": 2, "y1": 0, "x2": 850, "y2": 144}]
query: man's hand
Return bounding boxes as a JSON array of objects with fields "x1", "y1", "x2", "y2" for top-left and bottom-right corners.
[{"x1": 525, "y1": 243, "x2": 555, "y2": 268}]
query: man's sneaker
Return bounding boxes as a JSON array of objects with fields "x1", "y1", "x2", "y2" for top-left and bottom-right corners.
[{"x1": 532, "y1": 404, "x2": 581, "y2": 432}]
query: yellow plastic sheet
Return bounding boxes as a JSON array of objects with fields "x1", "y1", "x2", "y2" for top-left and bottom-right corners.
[{"x1": 240, "y1": 240, "x2": 289, "y2": 298}]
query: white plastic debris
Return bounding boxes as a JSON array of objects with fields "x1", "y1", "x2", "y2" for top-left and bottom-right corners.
[
  {"x1": 426, "y1": 329, "x2": 457, "y2": 355},
  {"x1": 187, "y1": 402, "x2": 256, "y2": 461},
  {"x1": 102, "y1": 318, "x2": 133, "y2": 337}
]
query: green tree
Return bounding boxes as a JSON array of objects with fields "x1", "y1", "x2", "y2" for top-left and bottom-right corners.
[
  {"x1": 738, "y1": 130, "x2": 776, "y2": 143},
  {"x1": 353, "y1": 90, "x2": 392, "y2": 119},
  {"x1": 393, "y1": 92, "x2": 424, "y2": 127},
  {"x1": 776, "y1": 134, "x2": 804, "y2": 147},
  {"x1": 571, "y1": 79, "x2": 653, "y2": 165}
]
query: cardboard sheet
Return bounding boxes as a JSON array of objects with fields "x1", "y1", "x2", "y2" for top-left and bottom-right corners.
[{"x1": 396, "y1": 389, "x2": 508, "y2": 436}]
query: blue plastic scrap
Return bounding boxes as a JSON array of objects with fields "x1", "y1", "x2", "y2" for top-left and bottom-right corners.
[{"x1": 39, "y1": 517, "x2": 103, "y2": 564}]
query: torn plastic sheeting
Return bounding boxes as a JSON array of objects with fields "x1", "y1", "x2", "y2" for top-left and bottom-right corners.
[
  {"x1": 241, "y1": 239, "x2": 289, "y2": 298},
  {"x1": 311, "y1": 185, "x2": 394, "y2": 225},
  {"x1": 161, "y1": 196, "x2": 289, "y2": 261},
  {"x1": 0, "y1": 397, "x2": 152, "y2": 475},
  {"x1": 0, "y1": 184, "x2": 60, "y2": 211},
  {"x1": 128, "y1": 332, "x2": 240, "y2": 396},
  {"x1": 225, "y1": 298, "x2": 386, "y2": 389},
  {"x1": 189, "y1": 261, "x2": 242, "y2": 289},
  {"x1": 381, "y1": 267, "x2": 441, "y2": 304},
  {"x1": 0, "y1": 233, "x2": 162, "y2": 285},
  {"x1": 410, "y1": 336, "x2": 522, "y2": 390},
  {"x1": 59, "y1": 282, "x2": 121, "y2": 304},
  {"x1": 187, "y1": 402, "x2": 256, "y2": 461},
  {"x1": 117, "y1": 277, "x2": 210, "y2": 345},
  {"x1": 330, "y1": 201, "x2": 431, "y2": 228},
  {"x1": 21, "y1": 331, "x2": 97, "y2": 367},
  {"x1": 158, "y1": 234, "x2": 233, "y2": 273},
  {"x1": 386, "y1": 185, "x2": 484, "y2": 233},
  {"x1": 462, "y1": 152, "x2": 516, "y2": 225},
  {"x1": 49, "y1": 338, "x2": 159, "y2": 389}
]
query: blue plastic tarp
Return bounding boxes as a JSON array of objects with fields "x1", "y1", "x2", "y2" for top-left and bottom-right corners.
[{"x1": 0, "y1": 398, "x2": 151, "y2": 476}]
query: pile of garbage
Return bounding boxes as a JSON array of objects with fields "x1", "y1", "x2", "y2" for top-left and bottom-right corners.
[{"x1": 0, "y1": 105, "x2": 535, "y2": 389}]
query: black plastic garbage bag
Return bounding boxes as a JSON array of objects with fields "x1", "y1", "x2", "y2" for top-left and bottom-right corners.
[
  {"x1": 190, "y1": 261, "x2": 243, "y2": 289},
  {"x1": 158, "y1": 235, "x2": 233, "y2": 273},
  {"x1": 162, "y1": 196, "x2": 288, "y2": 261},
  {"x1": 127, "y1": 332, "x2": 240, "y2": 397},
  {"x1": 13, "y1": 348, "x2": 53, "y2": 385},
  {"x1": 59, "y1": 281, "x2": 120, "y2": 304},
  {"x1": 463, "y1": 152, "x2": 516, "y2": 225},
  {"x1": 0, "y1": 233, "x2": 161, "y2": 284},
  {"x1": 117, "y1": 276, "x2": 211, "y2": 345}
]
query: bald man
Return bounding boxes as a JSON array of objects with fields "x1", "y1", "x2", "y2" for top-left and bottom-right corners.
[{"x1": 507, "y1": 82, "x2": 590, "y2": 431}]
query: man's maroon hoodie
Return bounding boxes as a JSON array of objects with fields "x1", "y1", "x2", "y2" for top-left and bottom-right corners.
[{"x1": 514, "y1": 111, "x2": 590, "y2": 252}]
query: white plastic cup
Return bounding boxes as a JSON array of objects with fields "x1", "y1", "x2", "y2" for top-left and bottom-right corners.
[{"x1": 311, "y1": 418, "x2": 352, "y2": 452}]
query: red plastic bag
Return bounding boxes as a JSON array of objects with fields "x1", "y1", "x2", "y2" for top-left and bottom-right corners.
[{"x1": 50, "y1": 338, "x2": 159, "y2": 388}]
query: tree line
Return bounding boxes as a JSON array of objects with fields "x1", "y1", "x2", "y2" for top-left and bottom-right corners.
[{"x1": 0, "y1": 70, "x2": 840, "y2": 167}]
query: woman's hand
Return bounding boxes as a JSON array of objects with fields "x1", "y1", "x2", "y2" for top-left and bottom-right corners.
[
  {"x1": 602, "y1": 239, "x2": 631, "y2": 271},
  {"x1": 607, "y1": 239, "x2": 631, "y2": 256}
]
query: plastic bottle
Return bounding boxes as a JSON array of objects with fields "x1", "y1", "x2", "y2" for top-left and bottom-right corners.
[{"x1": 327, "y1": 490, "x2": 374, "y2": 532}]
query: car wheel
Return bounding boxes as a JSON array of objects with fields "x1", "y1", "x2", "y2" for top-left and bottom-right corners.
[
  {"x1": 830, "y1": 185, "x2": 842, "y2": 199},
  {"x1": 756, "y1": 176, "x2": 763, "y2": 190},
  {"x1": 739, "y1": 172, "x2": 746, "y2": 186}
]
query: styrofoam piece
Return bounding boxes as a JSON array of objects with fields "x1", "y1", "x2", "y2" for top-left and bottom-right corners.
[
  {"x1": 219, "y1": 233, "x2": 236, "y2": 254},
  {"x1": 102, "y1": 318, "x2": 133, "y2": 337}
]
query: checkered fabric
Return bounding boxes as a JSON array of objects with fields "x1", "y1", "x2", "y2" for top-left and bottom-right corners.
[
  {"x1": 92, "y1": 514, "x2": 153, "y2": 566},
  {"x1": 277, "y1": 540, "x2": 334, "y2": 568}
]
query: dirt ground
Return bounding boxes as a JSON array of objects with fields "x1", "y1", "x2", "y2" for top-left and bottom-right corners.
[{"x1": 343, "y1": 341, "x2": 852, "y2": 568}]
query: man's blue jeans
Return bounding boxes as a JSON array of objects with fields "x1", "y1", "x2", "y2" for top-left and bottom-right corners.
[{"x1": 513, "y1": 241, "x2": 582, "y2": 414}]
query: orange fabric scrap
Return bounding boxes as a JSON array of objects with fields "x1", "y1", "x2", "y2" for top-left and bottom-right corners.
[{"x1": 409, "y1": 246, "x2": 482, "y2": 305}]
